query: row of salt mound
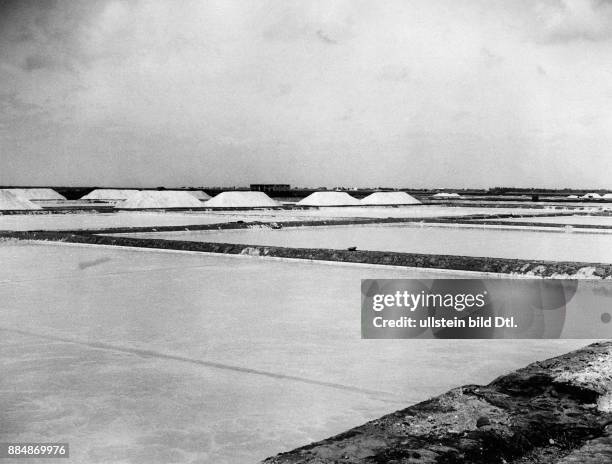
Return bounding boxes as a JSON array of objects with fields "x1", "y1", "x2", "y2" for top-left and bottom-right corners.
[
  {"x1": 115, "y1": 190, "x2": 273, "y2": 208},
  {"x1": 82, "y1": 189, "x2": 210, "y2": 202},
  {"x1": 79, "y1": 189, "x2": 422, "y2": 208},
  {"x1": 296, "y1": 191, "x2": 420, "y2": 206}
]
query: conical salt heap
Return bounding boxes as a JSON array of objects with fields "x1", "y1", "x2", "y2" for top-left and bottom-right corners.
[
  {"x1": 205, "y1": 191, "x2": 279, "y2": 208},
  {"x1": 0, "y1": 190, "x2": 43, "y2": 210},
  {"x1": 6, "y1": 188, "x2": 65, "y2": 200},
  {"x1": 360, "y1": 191, "x2": 421, "y2": 205},
  {"x1": 297, "y1": 191, "x2": 361, "y2": 206},
  {"x1": 118, "y1": 191, "x2": 205, "y2": 209},
  {"x1": 81, "y1": 189, "x2": 138, "y2": 200}
]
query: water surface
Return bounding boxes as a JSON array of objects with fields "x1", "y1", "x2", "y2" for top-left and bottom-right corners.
[
  {"x1": 0, "y1": 242, "x2": 597, "y2": 463},
  {"x1": 120, "y1": 224, "x2": 612, "y2": 263}
]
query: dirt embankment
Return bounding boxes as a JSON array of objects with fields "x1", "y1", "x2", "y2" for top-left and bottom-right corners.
[
  {"x1": 263, "y1": 342, "x2": 612, "y2": 464},
  {"x1": 2, "y1": 230, "x2": 612, "y2": 278}
]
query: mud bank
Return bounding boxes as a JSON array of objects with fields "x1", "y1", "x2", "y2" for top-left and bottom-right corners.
[{"x1": 263, "y1": 342, "x2": 612, "y2": 464}]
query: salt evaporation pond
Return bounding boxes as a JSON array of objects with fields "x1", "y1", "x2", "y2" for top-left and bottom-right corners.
[
  {"x1": 487, "y1": 215, "x2": 612, "y2": 227},
  {"x1": 0, "y1": 211, "x2": 240, "y2": 231},
  {"x1": 120, "y1": 223, "x2": 612, "y2": 264},
  {"x1": 0, "y1": 241, "x2": 599, "y2": 463}
]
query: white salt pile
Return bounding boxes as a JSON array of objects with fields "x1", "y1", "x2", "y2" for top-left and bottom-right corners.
[
  {"x1": 0, "y1": 190, "x2": 43, "y2": 210},
  {"x1": 206, "y1": 191, "x2": 280, "y2": 208},
  {"x1": 81, "y1": 189, "x2": 138, "y2": 200},
  {"x1": 432, "y1": 192, "x2": 461, "y2": 199},
  {"x1": 118, "y1": 191, "x2": 204, "y2": 209},
  {"x1": 360, "y1": 191, "x2": 421, "y2": 205},
  {"x1": 6, "y1": 188, "x2": 66, "y2": 200},
  {"x1": 297, "y1": 191, "x2": 361, "y2": 206},
  {"x1": 187, "y1": 190, "x2": 212, "y2": 200}
]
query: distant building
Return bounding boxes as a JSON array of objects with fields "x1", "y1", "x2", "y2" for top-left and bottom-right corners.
[{"x1": 250, "y1": 184, "x2": 290, "y2": 193}]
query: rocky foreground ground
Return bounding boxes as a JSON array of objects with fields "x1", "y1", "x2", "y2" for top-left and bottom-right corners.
[{"x1": 263, "y1": 341, "x2": 612, "y2": 464}]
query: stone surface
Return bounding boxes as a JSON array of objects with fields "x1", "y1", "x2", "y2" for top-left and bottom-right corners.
[{"x1": 262, "y1": 342, "x2": 612, "y2": 464}]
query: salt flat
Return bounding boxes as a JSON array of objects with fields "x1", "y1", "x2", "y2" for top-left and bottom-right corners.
[{"x1": 0, "y1": 241, "x2": 593, "y2": 463}]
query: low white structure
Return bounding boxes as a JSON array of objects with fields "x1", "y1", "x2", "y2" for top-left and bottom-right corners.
[
  {"x1": 297, "y1": 191, "x2": 361, "y2": 206},
  {"x1": 0, "y1": 189, "x2": 42, "y2": 210},
  {"x1": 5, "y1": 188, "x2": 65, "y2": 200},
  {"x1": 602, "y1": 193, "x2": 612, "y2": 200},
  {"x1": 360, "y1": 191, "x2": 420, "y2": 205},
  {"x1": 82, "y1": 189, "x2": 138, "y2": 201},
  {"x1": 567, "y1": 195, "x2": 579, "y2": 199},
  {"x1": 432, "y1": 192, "x2": 461, "y2": 199},
  {"x1": 205, "y1": 191, "x2": 280, "y2": 208},
  {"x1": 118, "y1": 191, "x2": 204, "y2": 209}
]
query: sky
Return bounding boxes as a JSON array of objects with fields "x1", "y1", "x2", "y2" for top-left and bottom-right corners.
[{"x1": 0, "y1": 0, "x2": 611, "y2": 188}]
